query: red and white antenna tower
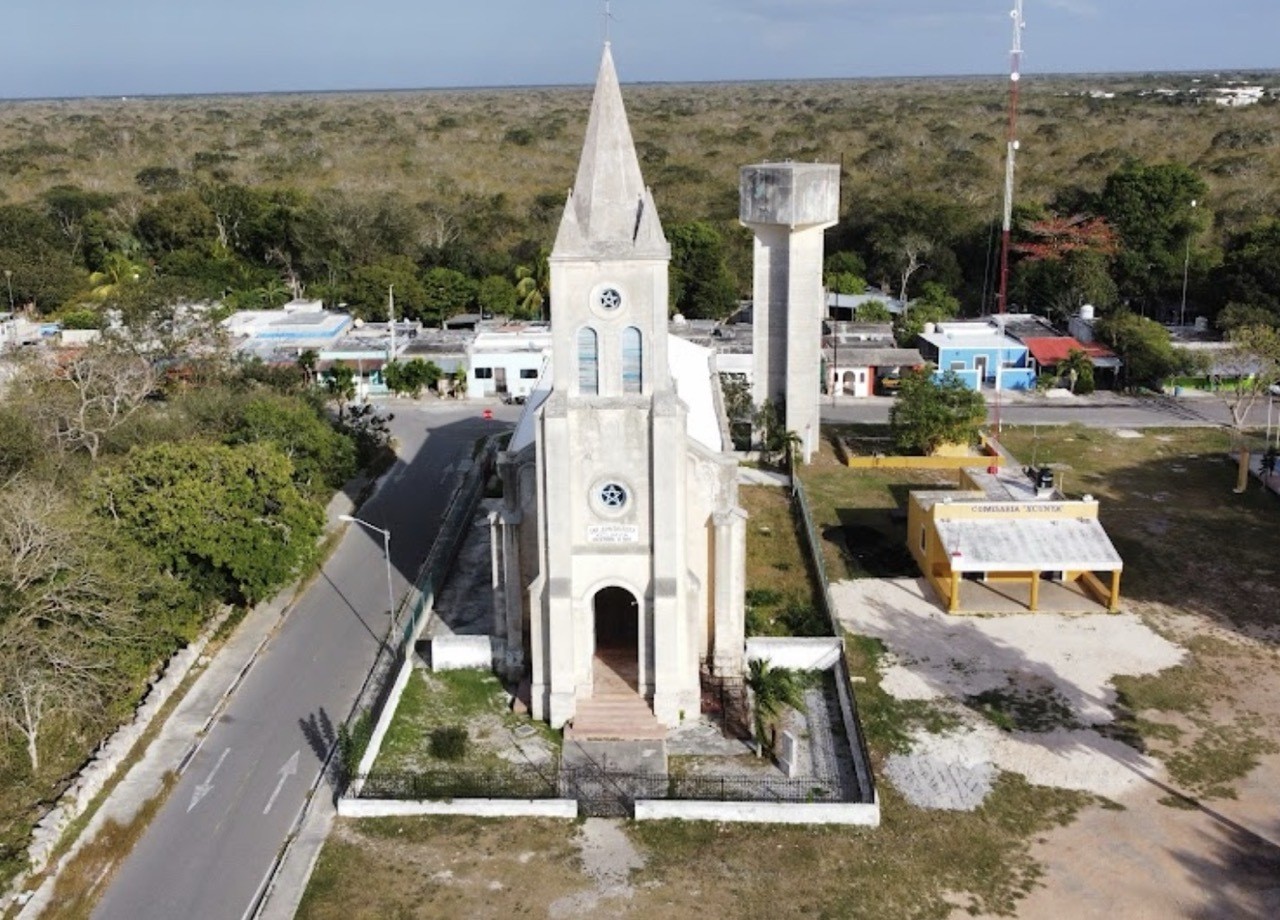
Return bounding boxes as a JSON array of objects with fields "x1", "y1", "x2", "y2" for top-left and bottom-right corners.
[
  {"x1": 997, "y1": 0, "x2": 1025, "y2": 318},
  {"x1": 994, "y1": 0, "x2": 1025, "y2": 436}
]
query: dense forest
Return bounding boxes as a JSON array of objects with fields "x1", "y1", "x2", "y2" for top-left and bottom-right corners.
[
  {"x1": 1, "y1": 71, "x2": 1278, "y2": 331},
  {"x1": 2, "y1": 69, "x2": 1280, "y2": 888}
]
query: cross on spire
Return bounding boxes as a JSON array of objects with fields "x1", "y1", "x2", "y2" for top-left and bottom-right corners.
[{"x1": 603, "y1": 0, "x2": 617, "y2": 42}]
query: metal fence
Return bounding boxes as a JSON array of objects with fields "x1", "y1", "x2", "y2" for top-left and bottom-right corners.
[
  {"x1": 362, "y1": 766, "x2": 560, "y2": 801},
  {"x1": 395, "y1": 436, "x2": 500, "y2": 650},
  {"x1": 358, "y1": 763, "x2": 847, "y2": 815},
  {"x1": 789, "y1": 476, "x2": 878, "y2": 806}
]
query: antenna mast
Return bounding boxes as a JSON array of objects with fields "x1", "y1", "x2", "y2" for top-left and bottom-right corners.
[
  {"x1": 998, "y1": 0, "x2": 1025, "y2": 318},
  {"x1": 994, "y1": 0, "x2": 1025, "y2": 436}
]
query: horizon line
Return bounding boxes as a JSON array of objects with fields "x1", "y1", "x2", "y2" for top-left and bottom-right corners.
[{"x1": 3, "y1": 66, "x2": 1278, "y2": 105}]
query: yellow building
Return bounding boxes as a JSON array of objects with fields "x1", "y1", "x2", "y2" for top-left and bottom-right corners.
[{"x1": 907, "y1": 466, "x2": 1123, "y2": 614}]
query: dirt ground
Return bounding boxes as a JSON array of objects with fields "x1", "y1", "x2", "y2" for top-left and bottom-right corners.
[{"x1": 832, "y1": 579, "x2": 1280, "y2": 920}]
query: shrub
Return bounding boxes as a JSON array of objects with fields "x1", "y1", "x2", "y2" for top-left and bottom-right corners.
[{"x1": 430, "y1": 725, "x2": 470, "y2": 761}]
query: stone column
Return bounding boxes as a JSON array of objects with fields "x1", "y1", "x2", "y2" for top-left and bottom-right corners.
[{"x1": 711, "y1": 508, "x2": 748, "y2": 677}]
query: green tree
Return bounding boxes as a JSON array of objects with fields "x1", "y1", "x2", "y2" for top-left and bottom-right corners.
[
  {"x1": 224, "y1": 395, "x2": 356, "y2": 498},
  {"x1": 421, "y1": 267, "x2": 477, "y2": 323},
  {"x1": 325, "y1": 362, "x2": 356, "y2": 419},
  {"x1": 383, "y1": 358, "x2": 440, "y2": 397},
  {"x1": 1213, "y1": 219, "x2": 1280, "y2": 318},
  {"x1": 1094, "y1": 311, "x2": 1180, "y2": 390},
  {"x1": 893, "y1": 281, "x2": 959, "y2": 346},
  {"x1": 825, "y1": 271, "x2": 867, "y2": 295},
  {"x1": 346, "y1": 257, "x2": 427, "y2": 321},
  {"x1": 95, "y1": 441, "x2": 324, "y2": 605},
  {"x1": 477, "y1": 275, "x2": 517, "y2": 317},
  {"x1": 890, "y1": 369, "x2": 987, "y2": 455},
  {"x1": 1097, "y1": 161, "x2": 1206, "y2": 311},
  {"x1": 1216, "y1": 324, "x2": 1280, "y2": 492},
  {"x1": 669, "y1": 221, "x2": 738, "y2": 320},
  {"x1": 135, "y1": 192, "x2": 217, "y2": 255},
  {"x1": 1216, "y1": 302, "x2": 1279, "y2": 334}
]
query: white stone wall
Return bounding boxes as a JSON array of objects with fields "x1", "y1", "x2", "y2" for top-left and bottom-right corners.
[
  {"x1": 634, "y1": 798, "x2": 880, "y2": 826},
  {"x1": 338, "y1": 798, "x2": 578, "y2": 819}
]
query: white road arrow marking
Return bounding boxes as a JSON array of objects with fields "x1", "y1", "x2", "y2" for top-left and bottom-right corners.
[
  {"x1": 188, "y1": 747, "x2": 230, "y2": 813},
  {"x1": 263, "y1": 750, "x2": 300, "y2": 815}
]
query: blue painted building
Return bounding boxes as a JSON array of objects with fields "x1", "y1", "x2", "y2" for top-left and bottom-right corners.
[{"x1": 916, "y1": 321, "x2": 1035, "y2": 391}]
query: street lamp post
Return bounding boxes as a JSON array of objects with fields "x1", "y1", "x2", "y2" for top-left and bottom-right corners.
[
  {"x1": 1269, "y1": 384, "x2": 1280, "y2": 450},
  {"x1": 1180, "y1": 199, "x2": 1197, "y2": 329},
  {"x1": 338, "y1": 514, "x2": 396, "y2": 633},
  {"x1": 4, "y1": 270, "x2": 13, "y2": 311}
]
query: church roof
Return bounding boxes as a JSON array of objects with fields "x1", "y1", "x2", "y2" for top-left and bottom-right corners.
[{"x1": 553, "y1": 44, "x2": 668, "y2": 260}]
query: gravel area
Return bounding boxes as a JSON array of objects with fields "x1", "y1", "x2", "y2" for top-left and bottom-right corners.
[{"x1": 834, "y1": 577, "x2": 1185, "y2": 807}]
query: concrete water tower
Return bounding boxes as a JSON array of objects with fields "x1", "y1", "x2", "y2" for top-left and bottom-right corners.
[{"x1": 740, "y1": 162, "x2": 840, "y2": 464}]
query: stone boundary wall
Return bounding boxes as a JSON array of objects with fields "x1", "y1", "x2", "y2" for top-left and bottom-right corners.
[
  {"x1": 337, "y1": 798, "x2": 578, "y2": 819},
  {"x1": 634, "y1": 798, "x2": 879, "y2": 825},
  {"x1": 19, "y1": 607, "x2": 231, "y2": 878}
]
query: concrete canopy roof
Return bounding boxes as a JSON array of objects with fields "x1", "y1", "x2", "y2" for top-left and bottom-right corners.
[{"x1": 936, "y1": 517, "x2": 1123, "y2": 573}]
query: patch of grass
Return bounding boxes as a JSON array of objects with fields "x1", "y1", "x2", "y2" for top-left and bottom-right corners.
[
  {"x1": 296, "y1": 817, "x2": 581, "y2": 920},
  {"x1": 797, "y1": 434, "x2": 957, "y2": 580},
  {"x1": 41, "y1": 773, "x2": 177, "y2": 920},
  {"x1": 1164, "y1": 716, "x2": 1279, "y2": 800},
  {"x1": 966, "y1": 682, "x2": 1081, "y2": 734},
  {"x1": 630, "y1": 776, "x2": 1088, "y2": 919},
  {"x1": 844, "y1": 633, "x2": 960, "y2": 758},
  {"x1": 375, "y1": 668, "x2": 558, "y2": 773},
  {"x1": 742, "y1": 485, "x2": 817, "y2": 609}
]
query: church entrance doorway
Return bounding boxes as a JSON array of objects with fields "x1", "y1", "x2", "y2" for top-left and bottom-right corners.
[{"x1": 592, "y1": 587, "x2": 640, "y2": 695}]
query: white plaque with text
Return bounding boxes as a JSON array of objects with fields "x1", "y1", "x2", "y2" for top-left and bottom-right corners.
[{"x1": 587, "y1": 524, "x2": 639, "y2": 544}]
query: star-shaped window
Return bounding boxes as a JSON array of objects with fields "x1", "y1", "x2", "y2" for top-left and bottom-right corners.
[
  {"x1": 598, "y1": 482, "x2": 628, "y2": 509},
  {"x1": 598, "y1": 287, "x2": 623, "y2": 311}
]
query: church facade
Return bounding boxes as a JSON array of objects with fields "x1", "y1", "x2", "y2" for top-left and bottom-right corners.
[{"x1": 491, "y1": 45, "x2": 747, "y2": 730}]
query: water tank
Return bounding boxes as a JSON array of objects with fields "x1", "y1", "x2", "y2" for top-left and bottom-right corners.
[
  {"x1": 923, "y1": 322, "x2": 937, "y2": 335},
  {"x1": 1079, "y1": 304, "x2": 1096, "y2": 321}
]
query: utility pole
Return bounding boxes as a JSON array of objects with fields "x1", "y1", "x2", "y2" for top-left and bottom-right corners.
[
  {"x1": 994, "y1": 0, "x2": 1026, "y2": 436},
  {"x1": 388, "y1": 284, "x2": 396, "y2": 365},
  {"x1": 1180, "y1": 200, "x2": 1198, "y2": 328}
]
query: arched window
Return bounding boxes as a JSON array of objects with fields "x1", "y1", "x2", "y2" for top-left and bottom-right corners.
[
  {"x1": 621, "y1": 327, "x2": 643, "y2": 393},
  {"x1": 577, "y1": 326, "x2": 599, "y2": 395}
]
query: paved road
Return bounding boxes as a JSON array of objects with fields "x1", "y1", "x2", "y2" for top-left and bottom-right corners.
[
  {"x1": 93, "y1": 402, "x2": 519, "y2": 920},
  {"x1": 820, "y1": 392, "x2": 1266, "y2": 429}
]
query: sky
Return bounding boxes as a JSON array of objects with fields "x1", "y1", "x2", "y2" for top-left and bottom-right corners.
[{"x1": 5, "y1": 1, "x2": 1277, "y2": 100}]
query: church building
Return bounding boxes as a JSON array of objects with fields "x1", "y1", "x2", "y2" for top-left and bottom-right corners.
[{"x1": 492, "y1": 45, "x2": 748, "y2": 731}]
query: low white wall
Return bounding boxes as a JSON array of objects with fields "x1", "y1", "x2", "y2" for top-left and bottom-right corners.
[
  {"x1": 634, "y1": 798, "x2": 880, "y2": 826},
  {"x1": 431, "y1": 635, "x2": 496, "y2": 670},
  {"x1": 746, "y1": 637, "x2": 842, "y2": 671},
  {"x1": 338, "y1": 798, "x2": 578, "y2": 819},
  {"x1": 351, "y1": 654, "x2": 415, "y2": 795}
]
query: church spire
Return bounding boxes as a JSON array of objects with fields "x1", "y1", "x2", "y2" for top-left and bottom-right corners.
[{"x1": 554, "y1": 43, "x2": 667, "y2": 258}]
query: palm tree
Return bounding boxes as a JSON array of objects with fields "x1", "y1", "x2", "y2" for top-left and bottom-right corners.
[
  {"x1": 746, "y1": 659, "x2": 804, "y2": 758},
  {"x1": 89, "y1": 252, "x2": 149, "y2": 301},
  {"x1": 326, "y1": 361, "x2": 356, "y2": 419},
  {"x1": 1058, "y1": 348, "x2": 1095, "y2": 394},
  {"x1": 514, "y1": 250, "x2": 550, "y2": 320},
  {"x1": 258, "y1": 278, "x2": 292, "y2": 308}
]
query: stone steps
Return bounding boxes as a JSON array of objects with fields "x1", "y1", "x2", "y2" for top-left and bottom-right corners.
[{"x1": 566, "y1": 693, "x2": 666, "y2": 741}]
